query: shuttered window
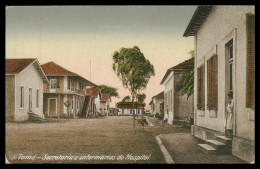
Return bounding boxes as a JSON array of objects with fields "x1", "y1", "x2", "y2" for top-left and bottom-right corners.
[
  {"x1": 246, "y1": 13, "x2": 255, "y2": 109},
  {"x1": 197, "y1": 65, "x2": 205, "y2": 110},
  {"x1": 207, "y1": 54, "x2": 218, "y2": 110}
]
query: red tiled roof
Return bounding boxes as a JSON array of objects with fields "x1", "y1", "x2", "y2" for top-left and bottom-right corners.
[
  {"x1": 6, "y1": 58, "x2": 36, "y2": 73},
  {"x1": 117, "y1": 102, "x2": 144, "y2": 108},
  {"x1": 101, "y1": 93, "x2": 110, "y2": 101},
  {"x1": 41, "y1": 61, "x2": 78, "y2": 76},
  {"x1": 86, "y1": 88, "x2": 100, "y2": 98},
  {"x1": 153, "y1": 91, "x2": 164, "y2": 98}
]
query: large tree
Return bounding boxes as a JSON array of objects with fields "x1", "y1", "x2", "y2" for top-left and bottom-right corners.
[
  {"x1": 137, "y1": 93, "x2": 146, "y2": 103},
  {"x1": 97, "y1": 85, "x2": 119, "y2": 97},
  {"x1": 112, "y1": 46, "x2": 155, "y2": 127},
  {"x1": 176, "y1": 50, "x2": 194, "y2": 99}
]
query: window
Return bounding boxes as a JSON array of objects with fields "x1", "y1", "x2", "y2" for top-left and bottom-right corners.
[
  {"x1": 207, "y1": 54, "x2": 218, "y2": 110},
  {"x1": 197, "y1": 65, "x2": 205, "y2": 110},
  {"x1": 20, "y1": 86, "x2": 24, "y2": 108},
  {"x1": 71, "y1": 79, "x2": 74, "y2": 91},
  {"x1": 122, "y1": 109, "x2": 124, "y2": 114},
  {"x1": 246, "y1": 13, "x2": 255, "y2": 109},
  {"x1": 79, "y1": 82, "x2": 84, "y2": 91},
  {"x1": 67, "y1": 77, "x2": 71, "y2": 90},
  {"x1": 130, "y1": 109, "x2": 132, "y2": 114},
  {"x1": 50, "y1": 79, "x2": 57, "y2": 89},
  {"x1": 36, "y1": 89, "x2": 39, "y2": 108}
]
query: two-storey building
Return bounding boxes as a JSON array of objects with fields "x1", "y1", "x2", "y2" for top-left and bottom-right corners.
[{"x1": 41, "y1": 61, "x2": 96, "y2": 118}]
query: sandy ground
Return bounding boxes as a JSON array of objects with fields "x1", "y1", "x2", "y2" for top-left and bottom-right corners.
[{"x1": 5, "y1": 116, "x2": 189, "y2": 164}]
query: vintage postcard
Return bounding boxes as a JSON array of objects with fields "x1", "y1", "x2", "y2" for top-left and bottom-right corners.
[{"x1": 5, "y1": 5, "x2": 255, "y2": 164}]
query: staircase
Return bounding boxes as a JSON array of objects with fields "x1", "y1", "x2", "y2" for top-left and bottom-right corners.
[
  {"x1": 28, "y1": 112, "x2": 47, "y2": 122},
  {"x1": 198, "y1": 135, "x2": 232, "y2": 154}
]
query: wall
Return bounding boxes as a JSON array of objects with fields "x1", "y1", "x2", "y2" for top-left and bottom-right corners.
[
  {"x1": 5, "y1": 75, "x2": 15, "y2": 121},
  {"x1": 15, "y1": 63, "x2": 44, "y2": 121},
  {"x1": 194, "y1": 6, "x2": 254, "y2": 140},
  {"x1": 162, "y1": 71, "x2": 174, "y2": 124},
  {"x1": 174, "y1": 71, "x2": 194, "y2": 119}
]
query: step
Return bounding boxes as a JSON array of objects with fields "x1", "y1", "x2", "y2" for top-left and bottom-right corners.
[
  {"x1": 216, "y1": 136, "x2": 232, "y2": 145},
  {"x1": 206, "y1": 140, "x2": 226, "y2": 150},
  {"x1": 198, "y1": 144, "x2": 217, "y2": 153}
]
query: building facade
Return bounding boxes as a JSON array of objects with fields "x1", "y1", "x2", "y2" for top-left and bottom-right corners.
[
  {"x1": 160, "y1": 58, "x2": 194, "y2": 124},
  {"x1": 184, "y1": 5, "x2": 255, "y2": 163},
  {"x1": 5, "y1": 58, "x2": 49, "y2": 121},
  {"x1": 41, "y1": 61, "x2": 96, "y2": 118},
  {"x1": 152, "y1": 91, "x2": 164, "y2": 115},
  {"x1": 117, "y1": 102, "x2": 144, "y2": 116}
]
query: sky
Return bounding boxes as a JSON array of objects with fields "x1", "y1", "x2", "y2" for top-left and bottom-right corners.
[{"x1": 6, "y1": 5, "x2": 197, "y2": 108}]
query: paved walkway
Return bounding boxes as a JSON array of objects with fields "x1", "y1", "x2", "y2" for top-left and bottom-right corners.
[
  {"x1": 146, "y1": 116, "x2": 176, "y2": 127},
  {"x1": 158, "y1": 133, "x2": 247, "y2": 164}
]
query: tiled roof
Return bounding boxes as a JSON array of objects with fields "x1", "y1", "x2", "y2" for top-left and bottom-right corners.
[
  {"x1": 117, "y1": 102, "x2": 144, "y2": 108},
  {"x1": 86, "y1": 88, "x2": 100, "y2": 98},
  {"x1": 41, "y1": 61, "x2": 97, "y2": 87},
  {"x1": 101, "y1": 93, "x2": 110, "y2": 101},
  {"x1": 6, "y1": 58, "x2": 36, "y2": 73},
  {"x1": 41, "y1": 61, "x2": 78, "y2": 76},
  {"x1": 153, "y1": 91, "x2": 164, "y2": 98},
  {"x1": 160, "y1": 57, "x2": 194, "y2": 85}
]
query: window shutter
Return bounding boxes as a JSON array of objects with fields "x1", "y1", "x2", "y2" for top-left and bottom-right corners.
[
  {"x1": 212, "y1": 54, "x2": 218, "y2": 110},
  {"x1": 246, "y1": 13, "x2": 255, "y2": 109},
  {"x1": 207, "y1": 60, "x2": 210, "y2": 109},
  {"x1": 197, "y1": 67, "x2": 201, "y2": 109},
  {"x1": 201, "y1": 65, "x2": 205, "y2": 110}
]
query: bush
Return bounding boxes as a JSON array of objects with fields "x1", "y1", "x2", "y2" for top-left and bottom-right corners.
[
  {"x1": 155, "y1": 112, "x2": 159, "y2": 118},
  {"x1": 138, "y1": 117, "x2": 148, "y2": 130},
  {"x1": 158, "y1": 113, "x2": 164, "y2": 120}
]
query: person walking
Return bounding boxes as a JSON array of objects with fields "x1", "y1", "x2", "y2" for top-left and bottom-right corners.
[{"x1": 225, "y1": 91, "x2": 234, "y2": 138}]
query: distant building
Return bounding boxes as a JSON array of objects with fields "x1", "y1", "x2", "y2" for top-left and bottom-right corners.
[
  {"x1": 5, "y1": 58, "x2": 49, "y2": 121},
  {"x1": 152, "y1": 91, "x2": 164, "y2": 115},
  {"x1": 86, "y1": 87, "x2": 101, "y2": 116},
  {"x1": 117, "y1": 102, "x2": 144, "y2": 116},
  {"x1": 184, "y1": 5, "x2": 255, "y2": 163},
  {"x1": 100, "y1": 93, "x2": 111, "y2": 116},
  {"x1": 160, "y1": 58, "x2": 194, "y2": 124},
  {"x1": 41, "y1": 61, "x2": 96, "y2": 118}
]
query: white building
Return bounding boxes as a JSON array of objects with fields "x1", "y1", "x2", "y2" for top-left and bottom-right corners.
[
  {"x1": 5, "y1": 58, "x2": 49, "y2": 121},
  {"x1": 152, "y1": 91, "x2": 164, "y2": 115},
  {"x1": 117, "y1": 102, "x2": 144, "y2": 116},
  {"x1": 184, "y1": 5, "x2": 255, "y2": 163},
  {"x1": 160, "y1": 58, "x2": 194, "y2": 124},
  {"x1": 99, "y1": 93, "x2": 111, "y2": 116}
]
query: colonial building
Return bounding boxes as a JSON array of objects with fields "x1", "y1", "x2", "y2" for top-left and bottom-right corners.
[
  {"x1": 184, "y1": 5, "x2": 255, "y2": 163},
  {"x1": 86, "y1": 87, "x2": 101, "y2": 117},
  {"x1": 152, "y1": 91, "x2": 164, "y2": 115},
  {"x1": 117, "y1": 102, "x2": 144, "y2": 116},
  {"x1": 5, "y1": 58, "x2": 49, "y2": 121},
  {"x1": 99, "y1": 93, "x2": 111, "y2": 116},
  {"x1": 160, "y1": 58, "x2": 194, "y2": 124},
  {"x1": 41, "y1": 61, "x2": 96, "y2": 118}
]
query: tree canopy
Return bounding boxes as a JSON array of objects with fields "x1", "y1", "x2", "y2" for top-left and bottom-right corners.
[
  {"x1": 176, "y1": 50, "x2": 194, "y2": 99},
  {"x1": 97, "y1": 85, "x2": 119, "y2": 97},
  {"x1": 121, "y1": 95, "x2": 131, "y2": 102},
  {"x1": 112, "y1": 46, "x2": 155, "y2": 98},
  {"x1": 137, "y1": 93, "x2": 146, "y2": 103}
]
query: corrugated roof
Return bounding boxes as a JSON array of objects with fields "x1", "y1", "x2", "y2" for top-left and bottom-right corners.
[
  {"x1": 6, "y1": 58, "x2": 36, "y2": 74},
  {"x1": 183, "y1": 5, "x2": 213, "y2": 37}
]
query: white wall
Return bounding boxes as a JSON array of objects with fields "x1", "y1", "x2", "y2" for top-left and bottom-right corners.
[
  {"x1": 95, "y1": 94, "x2": 100, "y2": 113},
  {"x1": 194, "y1": 6, "x2": 254, "y2": 140},
  {"x1": 118, "y1": 108, "x2": 142, "y2": 116},
  {"x1": 162, "y1": 71, "x2": 174, "y2": 124},
  {"x1": 15, "y1": 62, "x2": 44, "y2": 121}
]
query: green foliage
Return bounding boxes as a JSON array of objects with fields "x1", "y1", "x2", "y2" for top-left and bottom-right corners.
[
  {"x1": 122, "y1": 95, "x2": 131, "y2": 102},
  {"x1": 176, "y1": 50, "x2": 194, "y2": 99},
  {"x1": 138, "y1": 117, "x2": 148, "y2": 130},
  {"x1": 155, "y1": 112, "x2": 159, "y2": 118},
  {"x1": 137, "y1": 93, "x2": 146, "y2": 102},
  {"x1": 112, "y1": 46, "x2": 155, "y2": 99},
  {"x1": 158, "y1": 113, "x2": 164, "y2": 120},
  {"x1": 98, "y1": 85, "x2": 119, "y2": 97},
  {"x1": 149, "y1": 99, "x2": 153, "y2": 105},
  {"x1": 64, "y1": 100, "x2": 71, "y2": 107}
]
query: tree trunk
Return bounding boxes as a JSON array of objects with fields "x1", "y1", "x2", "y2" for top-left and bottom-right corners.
[{"x1": 132, "y1": 95, "x2": 135, "y2": 128}]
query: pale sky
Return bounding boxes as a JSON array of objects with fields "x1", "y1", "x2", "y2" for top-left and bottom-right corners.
[{"x1": 6, "y1": 5, "x2": 197, "y2": 108}]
